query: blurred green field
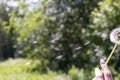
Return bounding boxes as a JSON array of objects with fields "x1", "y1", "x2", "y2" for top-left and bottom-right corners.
[
  {"x1": 0, "y1": 59, "x2": 120, "y2": 80},
  {"x1": 0, "y1": 59, "x2": 71, "y2": 80},
  {"x1": 0, "y1": 59, "x2": 55, "y2": 80},
  {"x1": 0, "y1": 58, "x2": 93, "y2": 80}
]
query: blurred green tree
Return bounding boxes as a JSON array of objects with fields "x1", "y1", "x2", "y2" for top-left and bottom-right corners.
[
  {"x1": 9, "y1": 0, "x2": 53, "y2": 70},
  {"x1": 47, "y1": 0, "x2": 101, "y2": 71},
  {"x1": 90, "y1": 0, "x2": 120, "y2": 70},
  {"x1": 9, "y1": 0, "x2": 101, "y2": 71},
  {"x1": 0, "y1": 1, "x2": 15, "y2": 59}
]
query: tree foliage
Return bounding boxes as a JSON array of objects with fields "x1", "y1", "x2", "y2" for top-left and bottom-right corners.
[
  {"x1": 0, "y1": 1, "x2": 14, "y2": 59},
  {"x1": 90, "y1": 0, "x2": 120, "y2": 70},
  {"x1": 46, "y1": 0, "x2": 100, "y2": 70},
  {"x1": 9, "y1": 0, "x2": 101, "y2": 71}
]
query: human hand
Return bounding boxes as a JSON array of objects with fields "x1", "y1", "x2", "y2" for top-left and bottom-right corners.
[{"x1": 92, "y1": 59, "x2": 113, "y2": 80}]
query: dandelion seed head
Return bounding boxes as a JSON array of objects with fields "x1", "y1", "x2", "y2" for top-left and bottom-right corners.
[{"x1": 110, "y1": 27, "x2": 120, "y2": 45}]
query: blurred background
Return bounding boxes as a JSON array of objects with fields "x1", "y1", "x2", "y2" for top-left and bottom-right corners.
[{"x1": 0, "y1": 0, "x2": 120, "y2": 80}]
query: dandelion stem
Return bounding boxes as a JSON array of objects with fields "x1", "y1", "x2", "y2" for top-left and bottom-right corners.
[{"x1": 106, "y1": 44, "x2": 118, "y2": 64}]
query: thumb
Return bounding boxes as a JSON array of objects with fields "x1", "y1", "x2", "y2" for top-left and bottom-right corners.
[
  {"x1": 100, "y1": 59, "x2": 108, "y2": 69},
  {"x1": 100, "y1": 59, "x2": 113, "y2": 80}
]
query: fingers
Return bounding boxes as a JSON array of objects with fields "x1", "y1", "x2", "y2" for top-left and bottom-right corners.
[
  {"x1": 92, "y1": 68, "x2": 103, "y2": 80},
  {"x1": 95, "y1": 68, "x2": 103, "y2": 80},
  {"x1": 93, "y1": 59, "x2": 113, "y2": 80},
  {"x1": 100, "y1": 59, "x2": 113, "y2": 80}
]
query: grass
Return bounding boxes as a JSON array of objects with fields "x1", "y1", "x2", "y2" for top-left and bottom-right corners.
[
  {"x1": 0, "y1": 58, "x2": 40, "y2": 80},
  {"x1": 1, "y1": 58, "x2": 114, "y2": 80},
  {"x1": 0, "y1": 58, "x2": 69, "y2": 80}
]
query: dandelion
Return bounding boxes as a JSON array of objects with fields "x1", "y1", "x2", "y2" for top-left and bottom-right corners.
[
  {"x1": 106, "y1": 27, "x2": 120, "y2": 64},
  {"x1": 110, "y1": 27, "x2": 120, "y2": 45}
]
